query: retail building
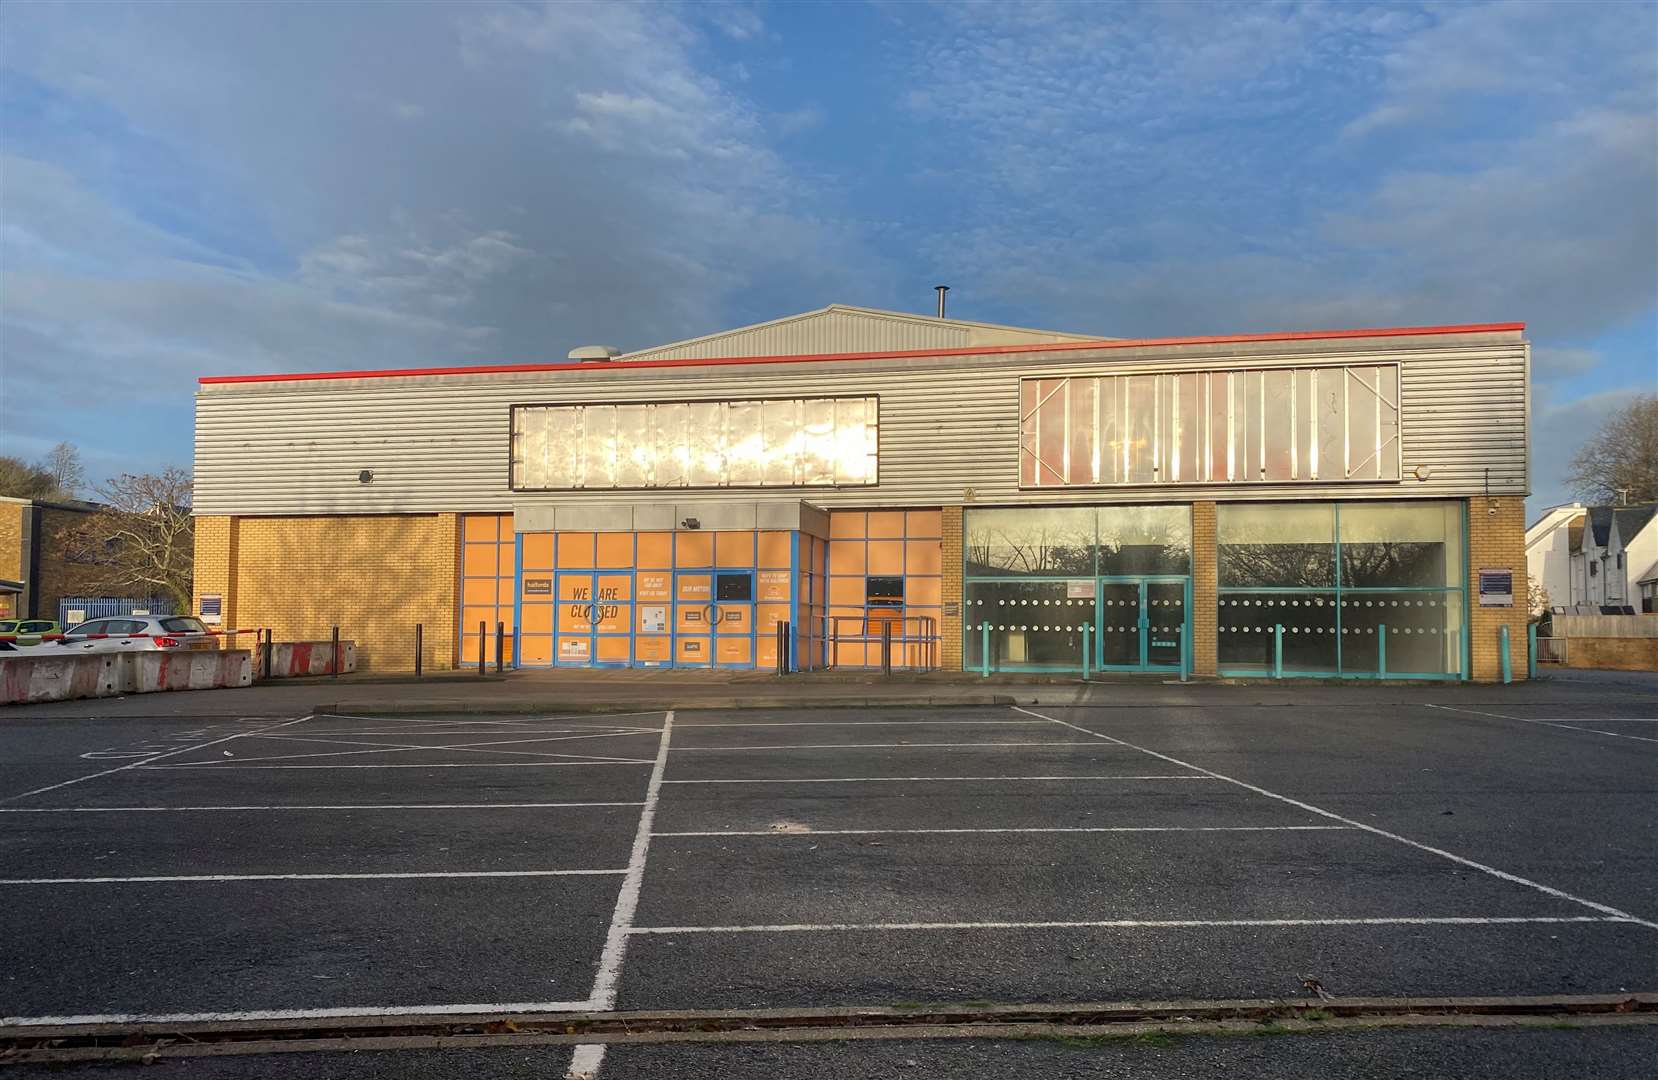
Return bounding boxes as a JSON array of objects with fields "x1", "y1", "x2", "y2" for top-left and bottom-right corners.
[{"x1": 192, "y1": 305, "x2": 1532, "y2": 680}]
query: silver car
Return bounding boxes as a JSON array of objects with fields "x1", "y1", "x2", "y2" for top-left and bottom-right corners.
[{"x1": 57, "y1": 615, "x2": 221, "y2": 654}]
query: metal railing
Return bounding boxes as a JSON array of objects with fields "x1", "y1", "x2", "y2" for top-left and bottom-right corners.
[{"x1": 823, "y1": 614, "x2": 939, "y2": 672}]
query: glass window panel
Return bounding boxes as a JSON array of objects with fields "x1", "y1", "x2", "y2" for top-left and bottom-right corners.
[
  {"x1": 1097, "y1": 505, "x2": 1191, "y2": 575},
  {"x1": 1099, "y1": 375, "x2": 1122, "y2": 484},
  {"x1": 965, "y1": 580, "x2": 1092, "y2": 669},
  {"x1": 545, "y1": 407, "x2": 581, "y2": 489},
  {"x1": 1218, "y1": 592, "x2": 1339, "y2": 672},
  {"x1": 1069, "y1": 378, "x2": 1098, "y2": 485},
  {"x1": 1339, "y1": 501, "x2": 1463, "y2": 587},
  {"x1": 725, "y1": 400, "x2": 763, "y2": 486},
  {"x1": 684, "y1": 402, "x2": 724, "y2": 486},
  {"x1": 1165, "y1": 372, "x2": 1201, "y2": 484},
  {"x1": 1340, "y1": 592, "x2": 1461, "y2": 675},
  {"x1": 652, "y1": 402, "x2": 688, "y2": 487},
  {"x1": 965, "y1": 507, "x2": 1095, "y2": 577},
  {"x1": 1029, "y1": 378, "x2": 1066, "y2": 485},
  {"x1": 579, "y1": 405, "x2": 616, "y2": 488},
  {"x1": 1217, "y1": 503, "x2": 1336, "y2": 587},
  {"x1": 1208, "y1": 372, "x2": 1230, "y2": 482},
  {"x1": 1313, "y1": 372, "x2": 1344, "y2": 483},
  {"x1": 800, "y1": 398, "x2": 837, "y2": 485},
  {"x1": 1124, "y1": 375, "x2": 1156, "y2": 484},
  {"x1": 1262, "y1": 369, "x2": 1294, "y2": 482},
  {"x1": 613, "y1": 405, "x2": 652, "y2": 488},
  {"x1": 1377, "y1": 365, "x2": 1401, "y2": 480},
  {"x1": 761, "y1": 400, "x2": 798, "y2": 485},
  {"x1": 1345, "y1": 367, "x2": 1389, "y2": 480},
  {"x1": 1295, "y1": 369, "x2": 1318, "y2": 480}
]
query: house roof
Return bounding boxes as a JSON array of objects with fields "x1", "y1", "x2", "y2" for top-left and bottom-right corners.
[
  {"x1": 1613, "y1": 503, "x2": 1658, "y2": 545},
  {"x1": 1588, "y1": 506, "x2": 1615, "y2": 548},
  {"x1": 1568, "y1": 519, "x2": 1586, "y2": 554},
  {"x1": 615, "y1": 304, "x2": 1108, "y2": 363},
  {"x1": 1525, "y1": 503, "x2": 1584, "y2": 548}
]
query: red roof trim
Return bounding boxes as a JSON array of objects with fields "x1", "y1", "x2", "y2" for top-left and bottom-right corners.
[{"x1": 198, "y1": 322, "x2": 1526, "y2": 385}]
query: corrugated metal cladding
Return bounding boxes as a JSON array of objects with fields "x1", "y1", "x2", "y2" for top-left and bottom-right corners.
[
  {"x1": 619, "y1": 306, "x2": 1100, "y2": 362},
  {"x1": 193, "y1": 330, "x2": 1529, "y2": 517}
]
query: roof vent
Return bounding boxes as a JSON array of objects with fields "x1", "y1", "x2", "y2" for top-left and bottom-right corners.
[{"x1": 567, "y1": 345, "x2": 622, "y2": 362}]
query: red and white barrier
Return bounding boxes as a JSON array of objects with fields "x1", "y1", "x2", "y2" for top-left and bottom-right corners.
[
  {"x1": 0, "y1": 651, "x2": 253, "y2": 706},
  {"x1": 256, "y1": 641, "x2": 357, "y2": 678}
]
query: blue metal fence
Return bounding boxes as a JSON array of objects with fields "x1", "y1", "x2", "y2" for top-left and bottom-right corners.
[{"x1": 57, "y1": 597, "x2": 177, "y2": 626}]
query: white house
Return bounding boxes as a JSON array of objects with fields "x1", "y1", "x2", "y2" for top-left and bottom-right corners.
[{"x1": 1531, "y1": 501, "x2": 1658, "y2": 611}]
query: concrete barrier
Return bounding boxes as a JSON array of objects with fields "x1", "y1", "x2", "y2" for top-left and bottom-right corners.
[
  {"x1": 255, "y1": 641, "x2": 357, "y2": 679},
  {"x1": 0, "y1": 650, "x2": 253, "y2": 706}
]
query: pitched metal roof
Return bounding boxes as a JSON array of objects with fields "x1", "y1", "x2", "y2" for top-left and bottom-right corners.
[
  {"x1": 615, "y1": 304, "x2": 1108, "y2": 363},
  {"x1": 1588, "y1": 506, "x2": 1615, "y2": 547}
]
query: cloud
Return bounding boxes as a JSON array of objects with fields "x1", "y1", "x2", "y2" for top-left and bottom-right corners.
[
  {"x1": 775, "y1": 104, "x2": 824, "y2": 137},
  {"x1": 1533, "y1": 347, "x2": 1601, "y2": 381},
  {"x1": 1530, "y1": 386, "x2": 1639, "y2": 510}
]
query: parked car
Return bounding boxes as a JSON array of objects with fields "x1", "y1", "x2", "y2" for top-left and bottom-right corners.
[
  {"x1": 0, "y1": 619, "x2": 62, "y2": 645},
  {"x1": 56, "y1": 615, "x2": 220, "y2": 654}
]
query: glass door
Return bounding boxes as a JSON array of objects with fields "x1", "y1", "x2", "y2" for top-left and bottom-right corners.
[
  {"x1": 1096, "y1": 582, "x2": 1142, "y2": 668},
  {"x1": 1093, "y1": 577, "x2": 1189, "y2": 671},
  {"x1": 1144, "y1": 579, "x2": 1187, "y2": 669}
]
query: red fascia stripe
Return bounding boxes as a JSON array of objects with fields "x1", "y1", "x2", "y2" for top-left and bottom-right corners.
[{"x1": 198, "y1": 322, "x2": 1526, "y2": 386}]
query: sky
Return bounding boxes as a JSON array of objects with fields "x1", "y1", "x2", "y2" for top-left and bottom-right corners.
[{"x1": 1, "y1": 0, "x2": 1654, "y2": 519}]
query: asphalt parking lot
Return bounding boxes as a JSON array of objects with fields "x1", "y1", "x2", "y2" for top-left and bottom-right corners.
[{"x1": 1, "y1": 687, "x2": 1653, "y2": 1076}]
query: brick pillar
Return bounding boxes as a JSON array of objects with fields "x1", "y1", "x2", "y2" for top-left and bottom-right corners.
[
  {"x1": 1191, "y1": 502, "x2": 1218, "y2": 676},
  {"x1": 191, "y1": 515, "x2": 238, "y2": 630},
  {"x1": 436, "y1": 512, "x2": 462, "y2": 671},
  {"x1": 1467, "y1": 496, "x2": 1528, "y2": 681},
  {"x1": 941, "y1": 505, "x2": 964, "y2": 671}
]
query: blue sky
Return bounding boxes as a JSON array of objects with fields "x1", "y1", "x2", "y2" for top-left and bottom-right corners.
[{"x1": 1, "y1": 0, "x2": 1653, "y2": 517}]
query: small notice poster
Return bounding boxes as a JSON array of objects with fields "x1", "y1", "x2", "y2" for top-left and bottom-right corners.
[
  {"x1": 1478, "y1": 568, "x2": 1514, "y2": 607},
  {"x1": 559, "y1": 638, "x2": 590, "y2": 660},
  {"x1": 639, "y1": 605, "x2": 667, "y2": 633},
  {"x1": 1067, "y1": 580, "x2": 1095, "y2": 599},
  {"x1": 523, "y1": 578, "x2": 552, "y2": 595},
  {"x1": 200, "y1": 594, "x2": 223, "y2": 626}
]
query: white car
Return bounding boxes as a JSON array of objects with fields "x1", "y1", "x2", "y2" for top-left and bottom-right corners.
[{"x1": 56, "y1": 615, "x2": 221, "y2": 654}]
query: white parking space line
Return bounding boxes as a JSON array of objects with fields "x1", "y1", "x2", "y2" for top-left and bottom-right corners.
[
  {"x1": 654, "y1": 825, "x2": 1356, "y2": 837},
  {"x1": 173, "y1": 729, "x2": 661, "y2": 766},
  {"x1": 662, "y1": 775, "x2": 1215, "y2": 785},
  {"x1": 1522, "y1": 718, "x2": 1658, "y2": 722},
  {"x1": 140, "y1": 761, "x2": 655, "y2": 770},
  {"x1": 629, "y1": 915, "x2": 1630, "y2": 935},
  {"x1": 313, "y1": 711, "x2": 665, "y2": 726},
  {"x1": 3, "y1": 1001, "x2": 595, "y2": 1027},
  {"x1": 1425, "y1": 704, "x2": 1658, "y2": 745},
  {"x1": 1020, "y1": 706, "x2": 1658, "y2": 931},
  {"x1": 570, "y1": 709, "x2": 675, "y2": 1078},
  {"x1": 0, "y1": 715, "x2": 313, "y2": 804},
  {"x1": 0, "y1": 802, "x2": 645, "y2": 813},
  {"x1": 670, "y1": 741, "x2": 1108, "y2": 752},
  {"x1": 674, "y1": 720, "x2": 1053, "y2": 728},
  {"x1": 1, "y1": 869, "x2": 626, "y2": 885}
]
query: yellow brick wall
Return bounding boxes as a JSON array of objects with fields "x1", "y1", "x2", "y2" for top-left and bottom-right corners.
[
  {"x1": 228, "y1": 514, "x2": 461, "y2": 672},
  {"x1": 192, "y1": 516, "x2": 237, "y2": 630},
  {"x1": 940, "y1": 505, "x2": 964, "y2": 671},
  {"x1": 1467, "y1": 496, "x2": 1529, "y2": 681},
  {"x1": 0, "y1": 504, "x2": 22, "y2": 617},
  {"x1": 1191, "y1": 501, "x2": 1218, "y2": 676}
]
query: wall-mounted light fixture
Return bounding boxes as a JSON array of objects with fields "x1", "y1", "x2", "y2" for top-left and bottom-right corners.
[
  {"x1": 679, "y1": 517, "x2": 701, "y2": 530},
  {"x1": 1412, "y1": 464, "x2": 1433, "y2": 482},
  {"x1": 358, "y1": 470, "x2": 375, "y2": 484}
]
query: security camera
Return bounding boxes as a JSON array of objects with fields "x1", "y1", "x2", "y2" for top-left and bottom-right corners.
[{"x1": 680, "y1": 517, "x2": 701, "y2": 530}]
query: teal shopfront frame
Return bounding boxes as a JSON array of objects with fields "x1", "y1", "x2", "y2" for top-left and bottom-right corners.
[{"x1": 1215, "y1": 501, "x2": 1470, "y2": 681}]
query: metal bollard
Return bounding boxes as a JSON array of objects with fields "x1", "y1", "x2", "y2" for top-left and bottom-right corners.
[
  {"x1": 414, "y1": 623, "x2": 423, "y2": 678},
  {"x1": 1273, "y1": 624, "x2": 1284, "y2": 679},
  {"x1": 1080, "y1": 624, "x2": 1091, "y2": 679},
  {"x1": 1527, "y1": 623, "x2": 1537, "y2": 679},
  {"x1": 262, "y1": 628, "x2": 273, "y2": 681},
  {"x1": 1378, "y1": 623, "x2": 1387, "y2": 679},
  {"x1": 477, "y1": 620, "x2": 486, "y2": 676},
  {"x1": 1179, "y1": 626, "x2": 1189, "y2": 684},
  {"x1": 331, "y1": 625, "x2": 340, "y2": 679},
  {"x1": 881, "y1": 620, "x2": 893, "y2": 676},
  {"x1": 1500, "y1": 624, "x2": 1512, "y2": 684},
  {"x1": 775, "y1": 622, "x2": 789, "y2": 676},
  {"x1": 981, "y1": 621, "x2": 991, "y2": 678},
  {"x1": 495, "y1": 621, "x2": 504, "y2": 674}
]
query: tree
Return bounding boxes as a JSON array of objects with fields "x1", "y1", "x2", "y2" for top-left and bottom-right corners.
[
  {"x1": 0, "y1": 456, "x2": 61, "y2": 500},
  {"x1": 1567, "y1": 394, "x2": 1658, "y2": 505},
  {"x1": 61, "y1": 468, "x2": 195, "y2": 612},
  {"x1": 42, "y1": 443, "x2": 85, "y2": 499}
]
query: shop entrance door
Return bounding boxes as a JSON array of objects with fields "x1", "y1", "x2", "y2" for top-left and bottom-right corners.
[
  {"x1": 554, "y1": 571, "x2": 633, "y2": 667},
  {"x1": 672, "y1": 569, "x2": 755, "y2": 669},
  {"x1": 1094, "y1": 576, "x2": 1188, "y2": 671}
]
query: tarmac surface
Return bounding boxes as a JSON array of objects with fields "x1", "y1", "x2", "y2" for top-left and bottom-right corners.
[{"x1": 1, "y1": 673, "x2": 1653, "y2": 1076}]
